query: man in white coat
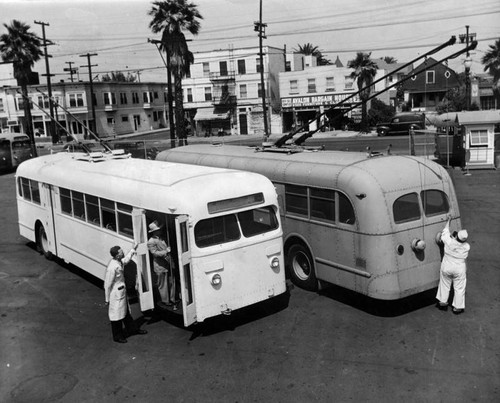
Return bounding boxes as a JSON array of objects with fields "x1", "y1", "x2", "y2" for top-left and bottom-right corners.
[
  {"x1": 436, "y1": 216, "x2": 470, "y2": 314},
  {"x1": 105, "y1": 244, "x2": 148, "y2": 343}
]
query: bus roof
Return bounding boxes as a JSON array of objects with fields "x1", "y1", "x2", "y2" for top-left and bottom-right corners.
[
  {"x1": 157, "y1": 144, "x2": 450, "y2": 192},
  {"x1": 0, "y1": 132, "x2": 30, "y2": 142},
  {"x1": 16, "y1": 153, "x2": 277, "y2": 217}
]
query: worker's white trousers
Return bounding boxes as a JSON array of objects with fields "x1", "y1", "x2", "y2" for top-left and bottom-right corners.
[{"x1": 436, "y1": 264, "x2": 466, "y2": 309}]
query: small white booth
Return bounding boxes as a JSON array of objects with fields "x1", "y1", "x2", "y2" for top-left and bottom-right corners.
[{"x1": 436, "y1": 110, "x2": 500, "y2": 169}]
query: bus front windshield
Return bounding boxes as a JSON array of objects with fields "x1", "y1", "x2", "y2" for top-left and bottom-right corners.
[{"x1": 194, "y1": 206, "x2": 279, "y2": 248}]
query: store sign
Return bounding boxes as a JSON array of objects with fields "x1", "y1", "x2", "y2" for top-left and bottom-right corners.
[{"x1": 281, "y1": 93, "x2": 359, "y2": 108}]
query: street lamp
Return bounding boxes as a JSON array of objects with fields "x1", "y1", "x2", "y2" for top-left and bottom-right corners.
[{"x1": 464, "y1": 56, "x2": 472, "y2": 110}]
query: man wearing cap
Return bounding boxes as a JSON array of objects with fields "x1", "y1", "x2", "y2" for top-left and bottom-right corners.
[
  {"x1": 436, "y1": 216, "x2": 470, "y2": 314},
  {"x1": 105, "y1": 244, "x2": 148, "y2": 343},
  {"x1": 147, "y1": 221, "x2": 176, "y2": 309}
]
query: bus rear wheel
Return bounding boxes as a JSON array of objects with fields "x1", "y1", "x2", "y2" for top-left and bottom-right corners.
[
  {"x1": 287, "y1": 244, "x2": 317, "y2": 291},
  {"x1": 36, "y1": 224, "x2": 53, "y2": 260}
]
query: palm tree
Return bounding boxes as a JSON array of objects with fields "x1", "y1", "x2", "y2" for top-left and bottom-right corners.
[
  {"x1": 149, "y1": 0, "x2": 202, "y2": 146},
  {"x1": 481, "y1": 38, "x2": 500, "y2": 103},
  {"x1": 348, "y1": 52, "x2": 378, "y2": 132},
  {"x1": 294, "y1": 43, "x2": 331, "y2": 65},
  {"x1": 0, "y1": 20, "x2": 43, "y2": 153}
]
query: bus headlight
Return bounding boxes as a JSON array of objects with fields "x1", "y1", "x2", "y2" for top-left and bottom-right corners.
[
  {"x1": 211, "y1": 273, "x2": 222, "y2": 286},
  {"x1": 270, "y1": 256, "x2": 280, "y2": 269}
]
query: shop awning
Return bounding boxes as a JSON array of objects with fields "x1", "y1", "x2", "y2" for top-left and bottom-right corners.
[{"x1": 194, "y1": 108, "x2": 230, "y2": 121}]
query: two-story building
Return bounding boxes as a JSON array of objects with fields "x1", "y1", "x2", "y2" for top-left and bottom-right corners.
[
  {"x1": 0, "y1": 80, "x2": 168, "y2": 139},
  {"x1": 279, "y1": 55, "x2": 385, "y2": 131},
  {"x1": 182, "y1": 46, "x2": 285, "y2": 136},
  {"x1": 401, "y1": 57, "x2": 461, "y2": 112}
]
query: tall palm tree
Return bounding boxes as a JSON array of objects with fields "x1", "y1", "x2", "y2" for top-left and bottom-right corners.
[
  {"x1": 149, "y1": 0, "x2": 202, "y2": 146},
  {"x1": 481, "y1": 38, "x2": 500, "y2": 103},
  {"x1": 348, "y1": 52, "x2": 378, "y2": 132},
  {"x1": 294, "y1": 43, "x2": 331, "y2": 65},
  {"x1": 0, "y1": 20, "x2": 43, "y2": 153}
]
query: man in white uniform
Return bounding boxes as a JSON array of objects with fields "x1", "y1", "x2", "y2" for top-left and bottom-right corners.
[
  {"x1": 105, "y1": 244, "x2": 148, "y2": 343},
  {"x1": 436, "y1": 216, "x2": 470, "y2": 314}
]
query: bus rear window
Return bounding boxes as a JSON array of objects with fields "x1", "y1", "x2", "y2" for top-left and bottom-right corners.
[
  {"x1": 421, "y1": 190, "x2": 449, "y2": 217},
  {"x1": 393, "y1": 193, "x2": 421, "y2": 223},
  {"x1": 238, "y1": 206, "x2": 279, "y2": 237},
  {"x1": 195, "y1": 215, "x2": 240, "y2": 248}
]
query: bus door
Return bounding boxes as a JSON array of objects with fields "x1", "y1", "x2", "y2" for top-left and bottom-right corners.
[
  {"x1": 132, "y1": 208, "x2": 155, "y2": 312},
  {"x1": 175, "y1": 215, "x2": 196, "y2": 327}
]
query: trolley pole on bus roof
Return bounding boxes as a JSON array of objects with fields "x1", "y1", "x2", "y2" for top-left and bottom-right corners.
[{"x1": 255, "y1": 0, "x2": 269, "y2": 142}]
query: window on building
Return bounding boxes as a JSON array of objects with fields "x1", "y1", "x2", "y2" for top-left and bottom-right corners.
[
  {"x1": 470, "y1": 130, "x2": 488, "y2": 146},
  {"x1": 0, "y1": 98, "x2": 4, "y2": 112},
  {"x1": 120, "y1": 92, "x2": 128, "y2": 104},
  {"x1": 220, "y1": 61, "x2": 228, "y2": 76},
  {"x1": 326, "y1": 77, "x2": 335, "y2": 92},
  {"x1": 344, "y1": 76, "x2": 354, "y2": 90},
  {"x1": 68, "y1": 93, "x2": 84, "y2": 108},
  {"x1": 426, "y1": 71, "x2": 435, "y2": 84},
  {"x1": 204, "y1": 87, "x2": 212, "y2": 101},
  {"x1": 154, "y1": 91, "x2": 158, "y2": 99},
  {"x1": 103, "y1": 92, "x2": 116, "y2": 105},
  {"x1": 307, "y1": 79, "x2": 316, "y2": 93},
  {"x1": 240, "y1": 84, "x2": 247, "y2": 99},
  {"x1": 131, "y1": 92, "x2": 139, "y2": 104},
  {"x1": 237, "y1": 59, "x2": 246, "y2": 75},
  {"x1": 256, "y1": 58, "x2": 262, "y2": 73},
  {"x1": 37, "y1": 96, "x2": 50, "y2": 109},
  {"x1": 143, "y1": 92, "x2": 151, "y2": 103},
  {"x1": 187, "y1": 88, "x2": 193, "y2": 102},
  {"x1": 258, "y1": 83, "x2": 263, "y2": 98},
  {"x1": 93, "y1": 93, "x2": 98, "y2": 106},
  {"x1": 285, "y1": 61, "x2": 291, "y2": 72},
  {"x1": 289, "y1": 80, "x2": 298, "y2": 93},
  {"x1": 203, "y1": 62, "x2": 210, "y2": 77},
  {"x1": 121, "y1": 115, "x2": 129, "y2": 122},
  {"x1": 107, "y1": 117, "x2": 115, "y2": 125}
]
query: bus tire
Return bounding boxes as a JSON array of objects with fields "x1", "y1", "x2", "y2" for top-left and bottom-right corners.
[
  {"x1": 36, "y1": 223, "x2": 53, "y2": 260},
  {"x1": 287, "y1": 243, "x2": 317, "y2": 291}
]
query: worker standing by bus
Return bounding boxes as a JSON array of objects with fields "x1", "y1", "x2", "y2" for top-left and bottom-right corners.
[
  {"x1": 436, "y1": 216, "x2": 470, "y2": 314},
  {"x1": 105, "y1": 244, "x2": 148, "y2": 343}
]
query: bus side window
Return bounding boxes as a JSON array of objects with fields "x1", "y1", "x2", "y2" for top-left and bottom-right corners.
[
  {"x1": 310, "y1": 188, "x2": 335, "y2": 222},
  {"x1": 101, "y1": 198, "x2": 116, "y2": 232},
  {"x1": 17, "y1": 177, "x2": 23, "y2": 198},
  {"x1": 421, "y1": 190, "x2": 449, "y2": 217},
  {"x1": 60, "y1": 188, "x2": 72, "y2": 215},
  {"x1": 117, "y1": 203, "x2": 134, "y2": 238},
  {"x1": 85, "y1": 195, "x2": 100, "y2": 226},
  {"x1": 338, "y1": 193, "x2": 355, "y2": 225},
  {"x1": 285, "y1": 184, "x2": 308, "y2": 217},
  {"x1": 21, "y1": 177, "x2": 31, "y2": 201},
  {"x1": 72, "y1": 191, "x2": 85, "y2": 221},
  {"x1": 393, "y1": 193, "x2": 421, "y2": 224},
  {"x1": 30, "y1": 180, "x2": 40, "y2": 204}
]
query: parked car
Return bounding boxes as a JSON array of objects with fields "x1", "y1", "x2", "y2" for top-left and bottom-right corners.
[
  {"x1": 63, "y1": 140, "x2": 109, "y2": 153},
  {"x1": 376, "y1": 113, "x2": 425, "y2": 136}
]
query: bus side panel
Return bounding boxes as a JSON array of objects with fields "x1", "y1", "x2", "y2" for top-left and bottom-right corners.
[{"x1": 191, "y1": 238, "x2": 285, "y2": 322}]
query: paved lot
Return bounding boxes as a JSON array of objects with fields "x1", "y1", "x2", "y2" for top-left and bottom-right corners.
[{"x1": 0, "y1": 164, "x2": 499, "y2": 402}]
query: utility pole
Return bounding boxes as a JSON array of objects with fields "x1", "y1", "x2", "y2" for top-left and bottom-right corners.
[
  {"x1": 254, "y1": 0, "x2": 269, "y2": 141},
  {"x1": 64, "y1": 61, "x2": 78, "y2": 82},
  {"x1": 34, "y1": 20, "x2": 57, "y2": 144},
  {"x1": 459, "y1": 25, "x2": 476, "y2": 110},
  {"x1": 79, "y1": 53, "x2": 98, "y2": 137},
  {"x1": 148, "y1": 38, "x2": 176, "y2": 148}
]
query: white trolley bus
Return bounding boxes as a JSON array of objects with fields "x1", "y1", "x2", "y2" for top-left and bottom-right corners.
[
  {"x1": 157, "y1": 144, "x2": 461, "y2": 300},
  {"x1": 16, "y1": 152, "x2": 285, "y2": 326}
]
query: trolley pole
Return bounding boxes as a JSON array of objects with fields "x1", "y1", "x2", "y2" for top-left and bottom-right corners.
[{"x1": 34, "y1": 20, "x2": 56, "y2": 144}]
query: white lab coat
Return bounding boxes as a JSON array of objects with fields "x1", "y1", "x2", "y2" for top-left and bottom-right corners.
[
  {"x1": 104, "y1": 249, "x2": 135, "y2": 321},
  {"x1": 436, "y1": 223, "x2": 470, "y2": 309}
]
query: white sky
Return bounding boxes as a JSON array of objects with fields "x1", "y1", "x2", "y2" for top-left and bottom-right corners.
[{"x1": 1, "y1": 0, "x2": 499, "y2": 83}]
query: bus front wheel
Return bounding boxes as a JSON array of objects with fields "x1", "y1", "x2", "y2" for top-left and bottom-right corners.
[
  {"x1": 36, "y1": 224, "x2": 53, "y2": 260},
  {"x1": 287, "y1": 244, "x2": 317, "y2": 291}
]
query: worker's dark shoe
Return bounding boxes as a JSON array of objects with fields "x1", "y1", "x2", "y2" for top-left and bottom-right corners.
[
  {"x1": 114, "y1": 338, "x2": 127, "y2": 343},
  {"x1": 452, "y1": 307, "x2": 465, "y2": 315},
  {"x1": 436, "y1": 302, "x2": 448, "y2": 311}
]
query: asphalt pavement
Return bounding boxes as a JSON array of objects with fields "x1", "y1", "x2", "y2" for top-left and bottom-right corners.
[{"x1": 1, "y1": 148, "x2": 499, "y2": 402}]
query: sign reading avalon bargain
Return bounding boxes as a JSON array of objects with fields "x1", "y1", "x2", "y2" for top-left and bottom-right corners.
[{"x1": 281, "y1": 93, "x2": 360, "y2": 109}]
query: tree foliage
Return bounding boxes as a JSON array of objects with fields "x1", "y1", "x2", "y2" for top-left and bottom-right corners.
[
  {"x1": 348, "y1": 52, "x2": 378, "y2": 132},
  {"x1": 149, "y1": 0, "x2": 203, "y2": 145},
  {"x1": 481, "y1": 38, "x2": 500, "y2": 96},
  {"x1": 101, "y1": 71, "x2": 137, "y2": 82},
  {"x1": 0, "y1": 20, "x2": 43, "y2": 148},
  {"x1": 294, "y1": 43, "x2": 332, "y2": 65},
  {"x1": 367, "y1": 98, "x2": 395, "y2": 127}
]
